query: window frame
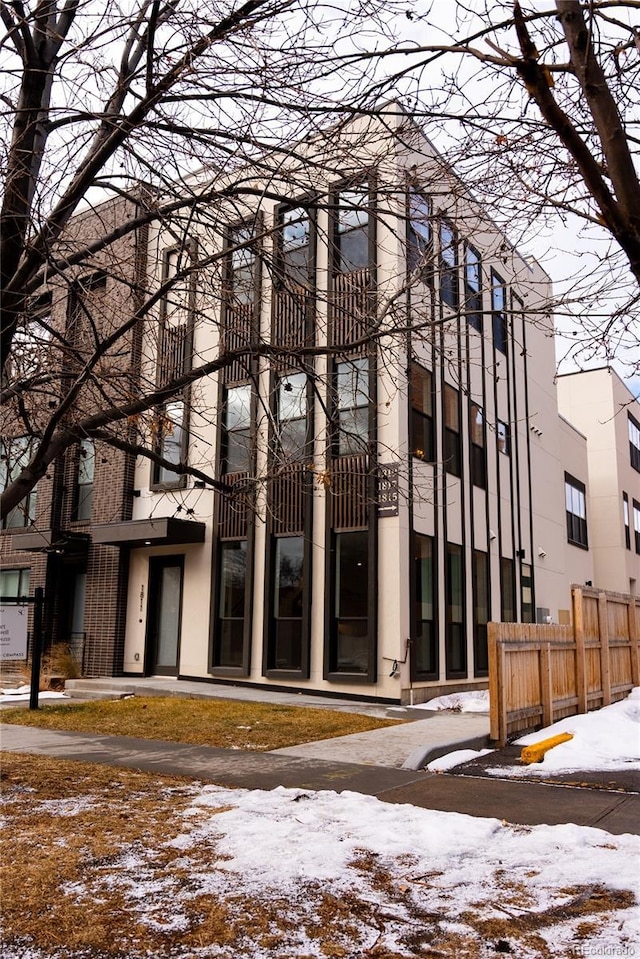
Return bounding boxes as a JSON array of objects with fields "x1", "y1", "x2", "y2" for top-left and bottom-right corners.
[
  {"x1": 411, "y1": 532, "x2": 437, "y2": 680},
  {"x1": 623, "y1": 492, "x2": 631, "y2": 550},
  {"x1": 409, "y1": 362, "x2": 434, "y2": 463},
  {"x1": 275, "y1": 372, "x2": 310, "y2": 462},
  {"x1": 497, "y1": 420, "x2": 511, "y2": 456},
  {"x1": 491, "y1": 269, "x2": 508, "y2": 355},
  {"x1": 445, "y1": 542, "x2": 466, "y2": 678},
  {"x1": 407, "y1": 189, "x2": 433, "y2": 283},
  {"x1": 439, "y1": 218, "x2": 459, "y2": 309},
  {"x1": 464, "y1": 243, "x2": 482, "y2": 331},
  {"x1": 472, "y1": 548, "x2": 489, "y2": 676},
  {"x1": 633, "y1": 499, "x2": 640, "y2": 555},
  {"x1": 334, "y1": 357, "x2": 370, "y2": 457},
  {"x1": 221, "y1": 383, "x2": 253, "y2": 475},
  {"x1": 328, "y1": 529, "x2": 373, "y2": 679},
  {"x1": 443, "y1": 383, "x2": 461, "y2": 477},
  {"x1": 469, "y1": 402, "x2": 486, "y2": 489},
  {"x1": 334, "y1": 183, "x2": 371, "y2": 275},
  {"x1": 565, "y1": 472, "x2": 589, "y2": 549},
  {"x1": 0, "y1": 567, "x2": 30, "y2": 598},
  {"x1": 1, "y1": 436, "x2": 37, "y2": 530},
  {"x1": 73, "y1": 438, "x2": 95, "y2": 522},
  {"x1": 500, "y1": 556, "x2": 516, "y2": 623},
  {"x1": 629, "y1": 414, "x2": 640, "y2": 473}
]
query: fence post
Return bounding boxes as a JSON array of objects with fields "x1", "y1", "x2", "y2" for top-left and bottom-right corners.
[
  {"x1": 488, "y1": 622, "x2": 505, "y2": 744},
  {"x1": 598, "y1": 592, "x2": 611, "y2": 706},
  {"x1": 540, "y1": 633, "x2": 553, "y2": 728},
  {"x1": 572, "y1": 586, "x2": 587, "y2": 713}
]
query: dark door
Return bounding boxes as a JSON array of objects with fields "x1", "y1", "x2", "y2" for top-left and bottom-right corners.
[{"x1": 146, "y1": 557, "x2": 183, "y2": 676}]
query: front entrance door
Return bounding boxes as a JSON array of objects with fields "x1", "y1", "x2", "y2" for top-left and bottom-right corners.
[{"x1": 146, "y1": 557, "x2": 183, "y2": 676}]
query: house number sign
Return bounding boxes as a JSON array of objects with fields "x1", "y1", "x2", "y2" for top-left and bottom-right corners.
[{"x1": 377, "y1": 462, "x2": 399, "y2": 517}]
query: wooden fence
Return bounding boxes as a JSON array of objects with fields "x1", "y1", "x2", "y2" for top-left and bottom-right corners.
[{"x1": 489, "y1": 586, "x2": 639, "y2": 744}]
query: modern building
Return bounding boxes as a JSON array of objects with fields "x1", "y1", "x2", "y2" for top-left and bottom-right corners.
[
  {"x1": 2, "y1": 108, "x2": 636, "y2": 703},
  {"x1": 557, "y1": 367, "x2": 640, "y2": 598}
]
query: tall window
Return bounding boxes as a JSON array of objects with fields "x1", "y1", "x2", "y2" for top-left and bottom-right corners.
[
  {"x1": 0, "y1": 437, "x2": 36, "y2": 529},
  {"x1": 216, "y1": 542, "x2": 247, "y2": 668},
  {"x1": 413, "y1": 534, "x2": 436, "y2": 678},
  {"x1": 470, "y1": 402, "x2": 486, "y2": 489},
  {"x1": 623, "y1": 492, "x2": 631, "y2": 550},
  {"x1": 280, "y1": 206, "x2": 312, "y2": 288},
  {"x1": 5, "y1": 296, "x2": 51, "y2": 383},
  {"x1": 446, "y1": 543, "x2": 466, "y2": 676},
  {"x1": 472, "y1": 549, "x2": 489, "y2": 675},
  {"x1": 634, "y1": 500, "x2": 640, "y2": 555},
  {"x1": 74, "y1": 439, "x2": 95, "y2": 521},
  {"x1": 497, "y1": 420, "x2": 511, "y2": 456},
  {"x1": 565, "y1": 473, "x2": 588, "y2": 548},
  {"x1": 629, "y1": 414, "x2": 640, "y2": 472},
  {"x1": 439, "y1": 220, "x2": 458, "y2": 309},
  {"x1": 332, "y1": 530, "x2": 369, "y2": 674},
  {"x1": 500, "y1": 557, "x2": 515, "y2": 622},
  {"x1": 222, "y1": 385, "x2": 252, "y2": 474},
  {"x1": 335, "y1": 358, "x2": 369, "y2": 455},
  {"x1": 271, "y1": 536, "x2": 304, "y2": 670},
  {"x1": 408, "y1": 190, "x2": 432, "y2": 281},
  {"x1": 410, "y1": 363, "x2": 433, "y2": 462},
  {"x1": 464, "y1": 245, "x2": 482, "y2": 331},
  {"x1": 491, "y1": 270, "x2": 508, "y2": 354},
  {"x1": 228, "y1": 225, "x2": 258, "y2": 306},
  {"x1": 276, "y1": 373, "x2": 308, "y2": 460},
  {"x1": 153, "y1": 247, "x2": 191, "y2": 487},
  {"x1": 443, "y1": 384, "x2": 461, "y2": 477},
  {"x1": 336, "y1": 185, "x2": 369, "y2": 273},
  {"x1": 521, "y1": 562, "x2": 533, "y2": 624}
]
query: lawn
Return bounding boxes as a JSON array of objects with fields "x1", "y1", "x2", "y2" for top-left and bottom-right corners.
[
  {"x1": 1, "y1": 752, "x2": 637, "y2": 958},
  {"x1": 0, "y1": 695, "x2": 400, "y2": 750}
]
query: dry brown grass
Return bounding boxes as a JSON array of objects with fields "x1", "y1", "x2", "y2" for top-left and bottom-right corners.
[
  {"x1": 1, "y1": 753, "x2": 636, "y2": 959},
  {"x1": 0, "y1": 695, "x2": 400, "y2": 750}
]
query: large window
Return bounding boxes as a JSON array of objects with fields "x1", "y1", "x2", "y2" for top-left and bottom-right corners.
[
  {"x1": 470, "y1": 402, "x2": 486, "y2": 489},
  {"x1": 446, "y1": 543, "x2": 466, "y2": 676},
  {"x1": 335, "y1": 358, "x2": 369, "y2": 456},
  {"x1": 623, "y1": 492, "x2": 631, "y2": 550},
  {"x1": 472, "y1": 549, "x2": 489, "y2": 675},
  {"x1": 228, "y1": 225, "x2": 258, "y2": 306},
  {"x1": 0, "y1": 437, "x2": 36, "y2": 529},
  {"x1": 443, "y1": 384, "x2": 461, "y2": 477},
  {"x1": 333, "y1": 530, "x2": 369, "y2": 674},
  {"x1": 408, "y1": 190, "x2": 432, "y2": 281},
  {"x1": 336, "y1": 185, "x2": 369, "y2": 273},
  {"x1": 629, "y1": 414, "x2": 640, "y2": 472},
  {"x1": 501, "y1": 557, "x2": 516, "y2": 622},
  {"x1": 271, "y1": 536, "x2": 305, "y2": 671},
  {"x1": 73, "y1": 439, "x2": 95, "y2": 521},
  {"x1": 279, "y1": 206, "x2": 312, "y2": 288},
  {"x1": 464, "y1": 245, "x2": 482, "y2": 331},
  {"x1": 222, "y1": 385, "x2": 252, "y2": 474},
  {"x1": 216, "y1": 541, "x2": 247, "y2": 668},
  {"x1": 410, "y1": 363, "x2": 434, "y2": 462},
  {"x1": 439, "y1": 220, "x2": 458, "y2": 309},
  {"x1": 154, "y1": 400, "x2": 187, "y2": 486},
  {"x1": 0, "y1": 568, "x2": 30, "y2": 598},
  {"x1": 276, "y1": 372, "x2": 308, "y2": 460},
  {"x1": 634, "y1": 500, "x2": 640, "y2": 555},
  {"x1": 491, "y1": 270, "x2": 508, "y2": 354},
  {"x1": 565, "y1": 473, "x2": 588, "y2": 548},
  {"x1": 413, "y1": 534, "x2": 436, "y2": 678}
]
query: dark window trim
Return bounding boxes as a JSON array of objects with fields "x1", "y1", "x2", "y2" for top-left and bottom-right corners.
[
  {"x1": 491, "y1": 269, "x2": 508, "y2": 355},
  {"x1": 409, "y1": 362, "x2": 434, "y2": 463},
  {"x1": 633, "y1": 499, "x2": 640, "y2": 555},
  {"x1": 500, "y1": 555, "x2": 516, "y2": 623},
  {"x1": 443, "y1": 383, "x2": 461, "y2": 478},
  {"x1": 210, "y1": 537, "x2": 253, "y2": 677},
  {"x1": 469, "y1": 401, "x2": 486, "y2": 489},
  {"x1": 72, "y1": 438, "x2": 95, "y2": 523},
  {"x1": 464, "y1": 242, "x2": 482, "y2": 331},
  {"x1": 273, "y1": 198, "x2": 318, "y2": 293},
  {"x1": 629, "y1": 413, "x2": 640, "y2": 473},
  {"x1": 445, "y1": 541, "x2": 467, "y2": 679},
  {"x1": 472, "y1": 548, "x2": 489, "y2": 677},
  {"x1": 407, "y1": 187, "x2": 433, "y2": 285},
  {"x1": 144, "y1": 554, "x2": 184, "y2": 678},
  {"x1": 565, "y1": 471, "x2": 589, "y2": 550},
  {"x1": 263, "y1": 531, "x2": 312, "y2": 679},
  {"x1": 410, "y1": 530, "x2": 438, "y2": 681},
  {"x1": 623, "y1": 491, "x2": 631, "y2": 550},
  {"x1": 439, "y1": 218, "x2": 459, "y2": 310}
]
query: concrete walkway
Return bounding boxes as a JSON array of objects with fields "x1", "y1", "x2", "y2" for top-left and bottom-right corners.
[{"x1": 2, "y1": 723, "x2": 639, "y2": 837}]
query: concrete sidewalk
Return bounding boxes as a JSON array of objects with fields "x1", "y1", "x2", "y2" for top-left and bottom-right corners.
[{"x1": 2, "y1": 723, "x2": 639, "y2": 836}]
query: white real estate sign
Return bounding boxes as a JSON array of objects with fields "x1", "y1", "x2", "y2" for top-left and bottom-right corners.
[{"x1": 0, "y1": 605, "x2": 29, "y2": 661}]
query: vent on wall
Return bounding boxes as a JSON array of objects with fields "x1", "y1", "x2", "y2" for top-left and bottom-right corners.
[{"x1": 536, "y1": 607, "x2": 551, "y2": 624}]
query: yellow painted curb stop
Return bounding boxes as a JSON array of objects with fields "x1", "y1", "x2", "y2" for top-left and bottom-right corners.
[{"x1": 521, "y1": 732, "x2": 574, "y2": 765}]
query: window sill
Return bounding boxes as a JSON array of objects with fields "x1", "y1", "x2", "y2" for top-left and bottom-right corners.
[{"x1": 567, "y1": 538, "x2": 589, "y2": 551}]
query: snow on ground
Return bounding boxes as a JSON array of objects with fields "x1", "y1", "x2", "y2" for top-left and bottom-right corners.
[
  {"x1": 427, "y1": 747, "x2": 493, "y2": 771},
  {"x1": 410, "y1": 688, "x2": 490, "y2": 712},
  {"x1": 26, "y1": 786, "x2": 640, "y2": 956},
  {"x1": 0, "y1": 685, "x2": 67, "y2": 703}
]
